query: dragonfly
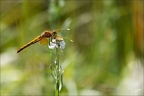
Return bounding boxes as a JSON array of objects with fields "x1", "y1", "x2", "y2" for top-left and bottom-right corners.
[{"x1": 17, "y1": 28, "x2": 70, "y2": 53}]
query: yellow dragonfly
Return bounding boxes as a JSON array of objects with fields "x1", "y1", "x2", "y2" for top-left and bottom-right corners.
[{"x1": 17, "y1": 29, "x2": 70, "y2": 53}]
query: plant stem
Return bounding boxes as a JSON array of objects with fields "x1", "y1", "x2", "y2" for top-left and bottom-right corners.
[
  {"x1": 56, "y1": 47, "x2": 59, "y2": 72},
  {"x1": 55, "y1": 80, "x2": 59, "y2": 96},
  {"x1": 55, "y1": 47, "x2": 59, "y2": 96}
]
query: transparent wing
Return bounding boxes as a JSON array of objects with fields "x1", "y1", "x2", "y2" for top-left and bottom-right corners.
[{"x1": 55, "y1": 28, "x2": 70, "y2": 33}]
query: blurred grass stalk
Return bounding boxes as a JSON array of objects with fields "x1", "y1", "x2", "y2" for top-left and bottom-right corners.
[
  {"x1": 50, "y1": 47, "x2": 63, "y2": 96},
  {"x1": 48, "y1": 0, "x2": 64, "y2": 95},
  {"x1": 55, "y1": 47, "x2": 60, "y2": 96}
]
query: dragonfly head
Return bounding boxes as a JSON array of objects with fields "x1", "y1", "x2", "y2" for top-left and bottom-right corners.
[
  {"x1": 51, "y1": 30, "x2": 57, "y2": 39},
  {"x1": 52, "y1": 30, "x2": 57, "y2": 35}
]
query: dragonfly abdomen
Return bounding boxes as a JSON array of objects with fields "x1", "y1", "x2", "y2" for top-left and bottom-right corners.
[{"x1": 17, "y1": 36, "x2": 41, "y2": 53}]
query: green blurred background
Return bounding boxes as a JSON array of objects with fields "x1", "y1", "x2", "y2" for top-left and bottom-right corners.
[{"x1": 0, "y1": 0, "x2": 143, "y2": 96}]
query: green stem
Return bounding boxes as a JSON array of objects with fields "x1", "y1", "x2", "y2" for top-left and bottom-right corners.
[
  {"x1": 55, "y1": 80, "x2": 59, "y2": 96},
  {"x1": 56, "y1": 47, "x2": 59, "y2": 71},
  {"x1": 55, "y1": 47, "x2": 59, "y2": 96}
]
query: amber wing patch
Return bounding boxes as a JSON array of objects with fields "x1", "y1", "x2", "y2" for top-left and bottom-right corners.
[{"x1": 40, "y1": 37, "x2": 48, "y2": 45}]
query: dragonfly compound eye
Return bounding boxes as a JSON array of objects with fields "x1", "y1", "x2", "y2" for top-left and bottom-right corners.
[{"x1": 52, "y1": 31, "x2": 57, "y2": 35}]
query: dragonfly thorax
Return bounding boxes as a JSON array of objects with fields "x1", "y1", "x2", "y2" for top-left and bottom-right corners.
[{"x1": 41, "y1": 31, "x2": 52, "y2": 38}]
